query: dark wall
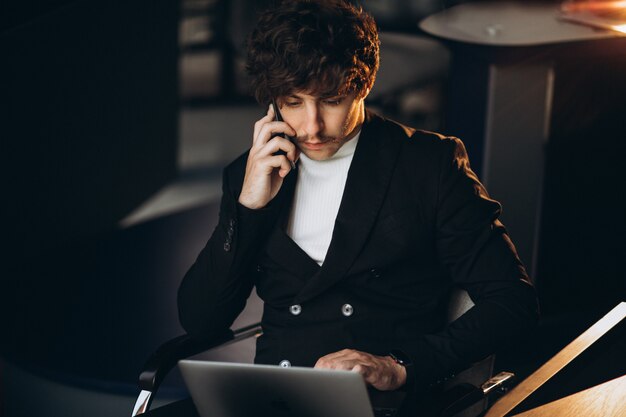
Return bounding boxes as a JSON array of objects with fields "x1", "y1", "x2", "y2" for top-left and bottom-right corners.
[
  {"x1": 1, "y1": 0, "x2": 75, "y2": 33},
  {"x1": 1, "y1": 0, "x2": 180, "y2": 277},
  {"x1": 439, "y1": 40, "x2": 626, "y2": 317},
  {"x1": 537, "y1": 47, "x2": 626, "y2": 316}
]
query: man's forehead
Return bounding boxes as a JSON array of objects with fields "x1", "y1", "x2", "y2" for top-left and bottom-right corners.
[
  {"x1": 283, "y1": 91, "x2": 351, "y2": 100},
  {"x1": 282, "y1": 83, "x2": 348, "y2": 99},
  {"x1": 287, "y1": 91, "x2": 347, "y2": 99}
]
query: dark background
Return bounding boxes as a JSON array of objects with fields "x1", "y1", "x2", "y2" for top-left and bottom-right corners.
[{"x1": 1, "y1": 1, "x2": 624, "y2": 416}]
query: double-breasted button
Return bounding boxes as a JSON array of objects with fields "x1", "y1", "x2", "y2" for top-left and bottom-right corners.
[
  {"x1": 223, "y1": 242, "x2": 231, "y2": 252},
  {"x1": 289, "y1": 304, "x2": 302, "y2": 316},
  {"x1": 279, "y1": 360, "x2": 291, "y2": 368},
  {"x1": 370, "y1": 268, "x2": 380, "y2": 278},
  {"x1": 341, "y1": 303, "x2": 354, "y2": 317}
]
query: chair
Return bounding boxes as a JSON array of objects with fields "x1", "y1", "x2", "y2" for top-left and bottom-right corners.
[
  {"x1": 441, "y1": 289, "x2": 497, "y2": 417},
  {"x1": 132, "y1": 288, "x2": 513, "y2": 417}
]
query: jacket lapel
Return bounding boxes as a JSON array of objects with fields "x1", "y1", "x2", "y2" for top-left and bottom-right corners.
[
  {"x1": 264, "y1": 224, "x2": 321, "y2": 279},
  {"x1": 262, "y1": 162, "x2": 321, "y2": 278},
  {"x1": 294, "y1": 110, "x2": 403, "y2": 303}
]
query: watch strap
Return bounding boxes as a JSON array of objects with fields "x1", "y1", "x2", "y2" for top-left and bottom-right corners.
[{"x1": 388, "y1": 349, "x2": 414, "y2": 386}]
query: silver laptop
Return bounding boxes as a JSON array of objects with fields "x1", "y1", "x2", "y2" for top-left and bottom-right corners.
[{"x1": 179, "y1": 360, "x2": 402, "y2": 417}]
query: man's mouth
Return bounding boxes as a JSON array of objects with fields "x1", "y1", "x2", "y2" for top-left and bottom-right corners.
[
  {"x1": 299, "y1": 138, "x2": 337, "y2": 151},
  {"x1": 300, "y1": 142, "x2": 327, "y2": 150}
]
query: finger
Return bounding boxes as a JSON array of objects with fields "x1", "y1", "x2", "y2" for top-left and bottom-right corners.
[
  {"x1": 322, "y1": 349, "x2": 356, "y2": 359},
  {"x1": 271, "y1": 155, "x2": 294, "y2": 178},
  {"x1": 326, "y1": 357, "x2": 362, "y2": 372},
  {"x1": 258, "y1": 137, "x2": 298, "y2": 161},
  {"x1": 254, "y1": 121, "x2": 297, "y2": 147},
  {"x1": 314, "y1": 349, "x2": 364, "y2": 369},
  {"x1": 322, "y1": 359, "x2": 350, "y2": 371},
  {"x1": 352, "y1": 363, "x2": 365, "y2": 374},
  {"x1": 256, "y1": 120, "x2": 297, "y2": 146},
  {"x1": 329, "y1": 349, "x2": 366, "y2": 363},
  {"x1": 314, "y1": 356, "x2": 329, "y2": 369},
  {"x1": 314, "y1": 356, "x2": 340, "y2": 370},
  {"x1": 252, "y1": 106, "x2": 275, "y2": 143},
  {"x1": 349, "y1": 361, "x2": 387, "y2": 390},
  {"x1": 314, "y1": 349, "x2": 358, "y2": 367}
]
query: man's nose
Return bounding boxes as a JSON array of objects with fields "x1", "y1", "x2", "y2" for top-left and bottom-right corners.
[{"x1": 302, "y1": 105, "x2": 324, "y2": 140}]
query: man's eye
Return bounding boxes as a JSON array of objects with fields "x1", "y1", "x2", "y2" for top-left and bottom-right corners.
[
  {"x1": 323, "y1": 98, "x2": 344, "y2": 106},
  {"x1": 284, "y1": 101, "x2": 301, "y2": 107}
]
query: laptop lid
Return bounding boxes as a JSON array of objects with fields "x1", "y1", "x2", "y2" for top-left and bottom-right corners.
[{"x1": 179, "y1": 360, "x2": 376, "y2": 417}]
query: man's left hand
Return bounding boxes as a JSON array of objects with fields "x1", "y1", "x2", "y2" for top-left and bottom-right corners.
[{"x1": 314, "y1": 349, "x2": 406, "y2": 391}]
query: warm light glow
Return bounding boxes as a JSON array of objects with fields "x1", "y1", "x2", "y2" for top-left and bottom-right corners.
[
  {"x1": 611, "y1": 23, "x2": 626, "y2": 32},
  {"x1": 560, "y1": 0, "x2": 626, "y2": 34},
  {"x1": 562, "y1": 1, "x2": 626, "y2": 12}
]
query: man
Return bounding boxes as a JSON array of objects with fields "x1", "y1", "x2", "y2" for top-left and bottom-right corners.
[{"x1": 178, "y1": 0, "x2": 538, "y2": 408}]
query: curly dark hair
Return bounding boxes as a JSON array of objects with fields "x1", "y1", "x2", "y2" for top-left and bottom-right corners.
[{"x1": 245, "y1": 0, "x2": 380, "y2": 105}]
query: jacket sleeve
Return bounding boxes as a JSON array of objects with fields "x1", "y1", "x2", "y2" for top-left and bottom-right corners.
[
  {"x1": 177, "y1": 164, "x2": 282, "y2": 339},
  {"x1": 402, "y1": 137, "x2": 540, "y2": 389}
]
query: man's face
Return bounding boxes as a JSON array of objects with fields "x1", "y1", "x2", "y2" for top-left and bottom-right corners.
[{"x1": 278, "y1": 91, "x2": 366, "y2": 161}]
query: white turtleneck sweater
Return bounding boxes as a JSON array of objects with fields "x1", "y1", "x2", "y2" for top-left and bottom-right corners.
[{"x1": 286, "y1": 132, "x2": 360, "y2": 266}]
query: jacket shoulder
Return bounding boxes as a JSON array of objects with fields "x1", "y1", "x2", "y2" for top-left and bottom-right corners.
[{"x1": 367, "y1": 110, "x2": 463, "y2": 155}]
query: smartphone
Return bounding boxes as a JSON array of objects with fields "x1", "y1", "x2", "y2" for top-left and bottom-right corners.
[
  {"x1": 271, "y1": 100, "x2": 297, "y2": 170},
  {"x1": 271, "y1": 99, "x2": 295, "y2": 143}
]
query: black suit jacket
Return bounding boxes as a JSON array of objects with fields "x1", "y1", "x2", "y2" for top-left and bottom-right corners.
[{"x1": 178, "y1": 110, "x2": 539, "y2": 390}]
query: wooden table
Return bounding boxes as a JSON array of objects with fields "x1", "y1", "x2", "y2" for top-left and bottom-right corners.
[
  {"x1": 512, "y1": 374, "x2": 626, "y2": 417},
  {"x1": 487, "y1": 302, "x2": 626, "y2": 417}
]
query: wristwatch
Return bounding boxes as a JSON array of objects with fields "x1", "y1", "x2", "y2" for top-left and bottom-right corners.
[{"x1": 388, "y1": 349, "x2": 414, "y2": 386}]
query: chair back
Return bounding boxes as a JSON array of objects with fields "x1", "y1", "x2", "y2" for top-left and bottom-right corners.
[
  {"x1": 447, "y1": 287, "x2": 476, "y2": 323},
  {"x1": 444, "y1": 287, "x2": 494, "y2": 417}
]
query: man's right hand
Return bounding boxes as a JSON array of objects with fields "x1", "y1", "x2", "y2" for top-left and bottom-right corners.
[{"x1": 238, "y1": 105, "x2": 299, "y2": 210}]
